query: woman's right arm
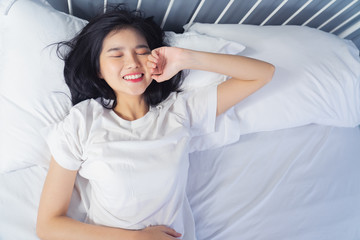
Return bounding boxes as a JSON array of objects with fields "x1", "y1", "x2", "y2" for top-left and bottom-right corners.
[{"x1": 37, "y1": 157, "x2": 181, "y2": 240}]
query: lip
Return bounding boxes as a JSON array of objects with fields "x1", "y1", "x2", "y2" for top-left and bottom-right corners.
[{"x1": 123, "y1": 73, "x2": 144, "y2": 83}]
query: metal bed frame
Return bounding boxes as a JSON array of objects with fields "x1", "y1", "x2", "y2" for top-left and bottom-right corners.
[{"x1": 62, "y1": 0, "x2": 359, "y2": 48}]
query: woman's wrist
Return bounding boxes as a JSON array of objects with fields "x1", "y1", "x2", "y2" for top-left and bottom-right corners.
[{"x1": 178, "y1": 48, "x2": 201, "y2": 70}]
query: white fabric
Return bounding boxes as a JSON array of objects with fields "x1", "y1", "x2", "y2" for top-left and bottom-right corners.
[
  {"x1": 185, "y1": 23, "x2": 360, "y2": 134},
  {"x1": 0, "y1": 166, "x2": 46, "y2": 240},
  {"x1": 0, "y1": 0, "x2": 245, "y2": 173},
  {"x1": 42, "y1": 87, "x2": 217, "y2": 239},
  {"x1": 2, "y1": 125, "x2": 360, "y2": 240},
  {"x1": 0, "y1": 0, "x2": 86, "y2": 172},
  {"x1": 0, "y1": 165, "x2": 87, "y2": 240},
  {"x1": 188, "y1": 124, "x2": 360, "y2": 240}
]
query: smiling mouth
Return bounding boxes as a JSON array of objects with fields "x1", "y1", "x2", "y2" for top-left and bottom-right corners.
[{"x1": 123, "y1": 73, "x2": 144, "y2": 82}]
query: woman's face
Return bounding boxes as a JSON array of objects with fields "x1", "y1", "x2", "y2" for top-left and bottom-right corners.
[{"x1": 99, "y1": 28, "x2": 153, "y2": 100}]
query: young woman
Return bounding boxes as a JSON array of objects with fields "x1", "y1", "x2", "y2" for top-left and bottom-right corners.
[{"x1": 36, "y1": 6, "x2": 275, "y2": 240}]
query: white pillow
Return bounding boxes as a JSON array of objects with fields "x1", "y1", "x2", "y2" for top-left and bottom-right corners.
[
  {"x1": 0, "y1": 0, "x2": 86, "y2": 173},
  {"x1": 0, "y1": 0, "x2": 244, "y2": 173},
  {"x1": 186, "y1": 23, "x2": 360, "y2": 134}
]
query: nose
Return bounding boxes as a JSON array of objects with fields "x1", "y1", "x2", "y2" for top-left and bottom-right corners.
[{"x1": 124, "y1": 53, "x2": 140, "y2": 69}]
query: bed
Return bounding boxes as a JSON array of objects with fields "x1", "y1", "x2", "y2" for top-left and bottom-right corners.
[{"x1": 0, "y1": 0, "x2": 360, "y2": 239}]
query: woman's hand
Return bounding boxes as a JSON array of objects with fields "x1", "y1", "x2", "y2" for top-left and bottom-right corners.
[
  {"x1": 138, "y1": 225, "x2": 182, "y2": 239},
  {"x1": 147, "y1": 47, "x2": 185, "y2": 82}
]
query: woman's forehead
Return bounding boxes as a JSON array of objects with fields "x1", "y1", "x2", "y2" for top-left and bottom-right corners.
[{"x1": 103, "y1": 28, "x2": 148, "y2": 47}]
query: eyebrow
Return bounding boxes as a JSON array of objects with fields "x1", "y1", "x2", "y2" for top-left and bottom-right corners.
[{"x1": 106, "y1": 45, "x2": 150, "y2": 53}]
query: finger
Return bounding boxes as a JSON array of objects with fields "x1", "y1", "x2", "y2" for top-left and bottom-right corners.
[
  {"x1": 151, "y1": 49, "x2": 160, "y2": 59},
  {"x1": 147, "y1": 60, "x2": 157, "y2": 69},
  {"x1": 167, "y1": 229, "x2": 182, "y2": 238},
  {"x1": 159, "y1": 226, "x2": 182, "y2": 238},
  {"x1": 152, "y1": 74, "x2": 168, "y2": 83},
  {"x1": 151, "y1": 74, "x2": 161, "y2": 82},
  {"x1": 150, "y1": 65, "x2": 162, "y2": 75},
  {"x1": 147, "y1": 54, "x2": 158, "y2": 63}
]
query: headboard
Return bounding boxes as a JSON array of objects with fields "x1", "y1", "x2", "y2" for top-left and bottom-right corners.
[{"x1": 47, "y1": 0, "x2": 360, "y2": 50}]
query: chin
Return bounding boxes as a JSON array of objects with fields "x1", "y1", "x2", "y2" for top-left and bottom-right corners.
[{"x1": 128, "y1": 88, "x2": 147, "y2": 97}]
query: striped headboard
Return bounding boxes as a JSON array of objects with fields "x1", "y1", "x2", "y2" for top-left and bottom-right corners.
[{"x1": 48, "y1": 0, "x2": 360, "y2": 50}]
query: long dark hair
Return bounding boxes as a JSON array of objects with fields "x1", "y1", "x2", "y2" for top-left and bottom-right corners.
[{"x1": 57, "y1": 5, "x2": 183, "y2": 108}]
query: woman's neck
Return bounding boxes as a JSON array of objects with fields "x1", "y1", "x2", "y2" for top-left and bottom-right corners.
[{"x1": 113, "y1": 95, "x2": 149, "y2": 121}]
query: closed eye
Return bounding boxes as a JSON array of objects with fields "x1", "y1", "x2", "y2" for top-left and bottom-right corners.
[
  {"x1": 136, "y1": 45, "x2": 151, "y2": 55},
  {"x1": 137, "y1": 51, "x2": 151, "y2": 55}
]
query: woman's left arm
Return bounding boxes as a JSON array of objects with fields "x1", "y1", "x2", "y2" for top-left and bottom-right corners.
[{"x1": 148, "y1": 47, "x2": 275, "y2": 116}]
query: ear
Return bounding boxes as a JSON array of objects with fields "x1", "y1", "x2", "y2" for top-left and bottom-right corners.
[{"x1": 98, "y1": 71, "x2": 103, "y2": 79}]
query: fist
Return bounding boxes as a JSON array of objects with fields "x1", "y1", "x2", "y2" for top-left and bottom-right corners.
[{"x1": 147, "y1": 47, "x2": 184, "y2": 82}]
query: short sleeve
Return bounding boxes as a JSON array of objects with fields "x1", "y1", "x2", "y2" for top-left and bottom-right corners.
[
  {"x1": 41, "y1": 102, "x2": 90, "y2": 170},
  {"x1": 179, "y1": 85, "x2": 242, "y2": 153},
  {"x1": 178, "y1": 85, "x2": 218, "y2": 137},
  {"x1": 190, "y1": 107, "x2": 241, "y2": 152}
]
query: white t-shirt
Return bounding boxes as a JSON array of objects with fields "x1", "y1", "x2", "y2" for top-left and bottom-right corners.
[{"x1": 42, "y1": 86, "x2": 218, "y2": 239}]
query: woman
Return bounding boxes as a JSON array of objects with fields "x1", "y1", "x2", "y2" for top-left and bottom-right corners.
[{"x1": 36, "y1": 6, "x2": 274, "y2": 240}]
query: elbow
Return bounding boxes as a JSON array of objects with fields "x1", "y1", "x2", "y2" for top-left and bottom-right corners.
[
  {"x1": 36, "y1": 222, "x2": 46, "y2": 240},
  {"x1": 36, "y1": 218, "x2": 51, "y2": 240},
  {"x1": 265, "y1": 63, "x2": 275, "y2": 83}
]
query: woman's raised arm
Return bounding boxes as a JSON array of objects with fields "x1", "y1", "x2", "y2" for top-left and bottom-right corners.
[{"x1": 147, "y1": 47, "x2": 275, "y2": 116}]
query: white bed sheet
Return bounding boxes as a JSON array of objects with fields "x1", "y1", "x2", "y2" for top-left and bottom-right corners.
[
  {"x1": 188, "y1": 124, "x2": 360, "y2": 240},
  {"x1": 0, "y1": 166, "x2": 45, "y2": 239},
  {"x1": 0, "y1": 124, "x2": 359, "y2": 240}
]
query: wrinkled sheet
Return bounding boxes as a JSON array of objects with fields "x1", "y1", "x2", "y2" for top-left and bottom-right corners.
[{"x1": 1, "y1": 124, "x2": 359, "y2": 240}]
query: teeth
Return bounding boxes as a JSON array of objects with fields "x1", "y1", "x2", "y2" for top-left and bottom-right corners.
[{"x1": 124, "y1": 74, "x2": 142, "y2": 80}]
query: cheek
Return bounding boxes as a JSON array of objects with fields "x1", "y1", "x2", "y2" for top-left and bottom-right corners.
[
  {"x1": 141, "y1": 58, "x2": 152, "y2": 75},
  {"x1": 98, "y1": 58, "x2": 107, "y2": 79},
  {"x1": 100, "y1": 61, "x2": 123, "y2": 79}
]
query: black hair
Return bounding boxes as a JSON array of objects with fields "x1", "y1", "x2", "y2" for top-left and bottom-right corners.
[{"x1": 57, "y1": 5, "x2": 183, "y2": 108}]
